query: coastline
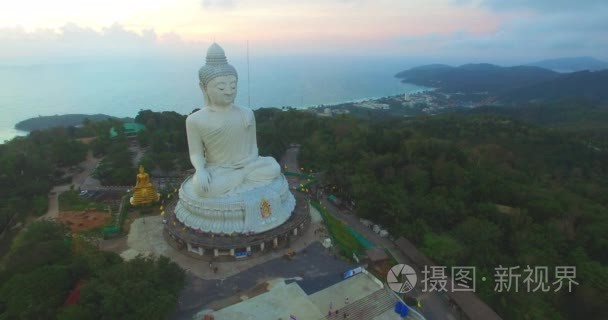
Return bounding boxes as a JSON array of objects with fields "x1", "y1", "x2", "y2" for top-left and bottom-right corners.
[
  {"x1": 2, "y1": 82, "x2": 430, "y2": 144},
  {"x1": 13, "y1": 113, "x2": 133, "y2": 133},
  {"x1": 300, "y1": 84, "x2": 432, "y2": 108},
  {"x1": 0, "y1": 127, "x2": 28, "y2": 144}
]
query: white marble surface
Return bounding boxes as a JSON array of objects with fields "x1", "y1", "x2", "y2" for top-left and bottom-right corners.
[
  {"x1": 177, "y1": 42, "x2": 293, "y2": 234},
  {"x1": 176, "y1": 175, "x2": 295, "y2": 233}
]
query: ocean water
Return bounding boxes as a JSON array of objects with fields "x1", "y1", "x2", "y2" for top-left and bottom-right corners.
[{"x1": 0, "y1": 56, "x2": 425, "y2": 143}]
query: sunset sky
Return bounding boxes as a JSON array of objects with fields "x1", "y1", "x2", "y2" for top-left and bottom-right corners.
[{"x1": 1, "y1": 0, "x2": 607, "y2": 64}]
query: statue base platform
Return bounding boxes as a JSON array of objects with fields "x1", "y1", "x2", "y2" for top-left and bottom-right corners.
[
  {"x1": 175, "y1": 175, "x2": 295, "y2": 234},
  {"x1": 129, "y1": 193, "x2": 160, "y2": 207},
  {"x1": 164, "y1": 190, "x2": 310, "y2": 259}
]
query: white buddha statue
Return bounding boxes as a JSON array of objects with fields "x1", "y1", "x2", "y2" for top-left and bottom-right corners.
[
  {"x1": 186, "y1": 43, "x2": 281, "y2": 197},
  {"x1": 174, "y1": 43, "x2": 294, "y2": 234}
]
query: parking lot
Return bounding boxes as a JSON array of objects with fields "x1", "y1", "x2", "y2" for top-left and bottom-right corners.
[{"x1": 171, "y1": 242, "x2": 356, "y2": 320}]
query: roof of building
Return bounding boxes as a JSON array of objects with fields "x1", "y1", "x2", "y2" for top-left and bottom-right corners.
[
  {"x1": 204, "y1": 272, "x2": 404, "y2": 320},
  {"x1": 109, "y1": 122, "x2": 146, "y2": 138},
  {"x1": 206, "y1": 281, "x2": 325, "y2": 319}
]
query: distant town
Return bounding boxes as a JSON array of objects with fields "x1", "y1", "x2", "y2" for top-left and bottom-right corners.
[{"x1": 309, "y1": 89, "x2": 496, "y2": 117}]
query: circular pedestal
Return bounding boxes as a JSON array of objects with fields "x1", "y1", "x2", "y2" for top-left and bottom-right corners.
[
  {"x1": 175, "y1": 175, "x2": 295, "y2": 234},
  {"x1": 163, "y1": 191, "x2": 310, "y2": 259}
]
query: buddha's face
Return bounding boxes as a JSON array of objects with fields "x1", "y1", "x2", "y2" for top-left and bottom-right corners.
[{"x1": 203, "y1": 75, "x2": 237, "y2": 108}]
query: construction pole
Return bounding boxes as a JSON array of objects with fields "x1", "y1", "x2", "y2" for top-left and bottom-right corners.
[{"x1": 247, "y1": 40, "x2": 251, "y2": 108}]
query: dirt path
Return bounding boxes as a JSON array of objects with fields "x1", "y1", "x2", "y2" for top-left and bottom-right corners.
[
  {"x1": 39, "y1": 150, "x2": 102, "y2": 221},
  {"x1": 39, "y1": 185, "x2": 71, "y2": 221},
  {"x1": 75, "y1": 150, "x2": 102, "y2": 189},
  {"x1": 130, "y1": 145, "x2": 145, "y2": 167}
]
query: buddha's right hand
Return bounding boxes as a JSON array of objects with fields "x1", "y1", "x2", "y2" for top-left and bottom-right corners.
[{"x1": 195, "y1": 169, "x2": 211, "y2": 193}]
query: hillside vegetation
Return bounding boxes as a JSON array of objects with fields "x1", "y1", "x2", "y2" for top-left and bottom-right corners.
[
  {"x1": 528, "y1": 57, "x2": 608, "y2": 72},
  {"x1": 0, "y1": 118, "x2": 185, "y2": 319},
  {"x1": 256, "y1": 108, "x2": 608, "y2": 320},
  {"x1": 395, "y1": 63, "x2": 559, "y2": 94},
  {"x1": 502, "y1": 70, "x2": 608, "y2": 103},
  {"x1": 0, "y1": 221, "x2": 184, "y2": 319},
  {"x1": 15, "y1": 114, "x2": 132, "y2": 132},
  {"x1": 396, "y1": 63, "x2": 608, "y2": 103},
  {"x1": 1, "y1": 104, "x2": 606, "y2": 319}
]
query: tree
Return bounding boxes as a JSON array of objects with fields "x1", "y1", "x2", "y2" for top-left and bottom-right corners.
[
  {"x1": 421, "y1": 232, "x2": 465, "y2": 266},
  {"x1": 452, "y1": 217, "x2": 503, "y2": 266},
  {"x1": 0, "y1": 266, "x2": 72, "y2": 319},
  {"x1": 78, "y1": 256, "x2": 185, "y2": 320}
]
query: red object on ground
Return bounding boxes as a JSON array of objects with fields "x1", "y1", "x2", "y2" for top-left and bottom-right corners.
[{"x1": 64, "y1": 280, "x2": 86, "y2": 306}]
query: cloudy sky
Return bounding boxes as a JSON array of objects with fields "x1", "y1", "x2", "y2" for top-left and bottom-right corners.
[{"x1": 1, "y1": 0, "x2": 607, "y2": 64}]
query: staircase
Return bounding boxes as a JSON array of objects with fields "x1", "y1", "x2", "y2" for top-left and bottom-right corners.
[{"x1": 320, "y1": 287, "x2": 397, "y2": 319}]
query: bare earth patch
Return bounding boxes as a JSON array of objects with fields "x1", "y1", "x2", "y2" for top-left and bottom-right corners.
[{"x1": 58, "y1": 210, "x2": 111, "y2": 233}]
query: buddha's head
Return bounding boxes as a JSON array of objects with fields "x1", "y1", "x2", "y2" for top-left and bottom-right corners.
[
  {"x1": 138, "y1": 165, "x2": 145, "y2": 174},
  {"x1": 199, "y1": 43, "x2": 238, "y2": 108}
]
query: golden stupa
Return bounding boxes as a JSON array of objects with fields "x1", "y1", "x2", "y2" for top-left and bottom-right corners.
[{"x1": 130, "y1": 165, "x2": 160, "y2": 206}]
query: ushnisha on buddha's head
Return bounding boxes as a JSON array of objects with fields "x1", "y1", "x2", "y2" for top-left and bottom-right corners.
[{"x1": 198, "y1": 43, "x2": 238, "y2": 109}]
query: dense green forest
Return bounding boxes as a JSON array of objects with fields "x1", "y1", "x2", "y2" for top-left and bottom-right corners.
[
  {"x1": 87, "y1": 110, "x2": 190, "y2": 185},
  {"x1": 395, "y1": 63, "x2": 608, "y2": 103},
  {"x1": 0, "y1": 117, "x2": 134, "y2": 251},
  {"x1": 0, "y1": 221, "x2": 184, "y2": 319},
  {"x1": 1, "y1": 102, "x2": 607, "y2": 319},
  {"x1": 134, "y1": 110, "x2": 190, "y2": 174},
  {"x1": 469, "y1": 100, "x2": 608, "y2": 153},
  {"x1": 0, "y1": 128, "x2": 88, "y2": 235},
  {"x1": 395, "y1": 63, "x2": 559, "y2": 94},
  {"x1": 0, "y1": 116, "x2": 186, "y2": 319},
  {"x1": 471, "y1": 100, "x2": 608, "y2": 129},
  {"x1": 501, "y1": 70, "x2": 608, "y2": 103},
  {"x1": 253, "y1": 107, "x2": 608, "y2": 319}
]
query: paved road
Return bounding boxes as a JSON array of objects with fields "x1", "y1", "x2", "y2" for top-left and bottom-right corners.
[
  {"x1": 281, "y1": 145, "x2": 301, "y2": 173},
  {"x1": 281, "y1": 145, "x2": 304, "y2": 192},
  {"x1": 77, "y1": 150, "x2": 102, "y2": 190},
  {"x1": 130, "y1": 144, "x2": 146, "y2": 167}
]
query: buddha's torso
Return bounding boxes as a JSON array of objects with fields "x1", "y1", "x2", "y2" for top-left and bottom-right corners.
[
  {"x1": 189, "y1": 105, "x2": 258, "y2": 168},
  {"x1": 136, "y1": 173, "x2": 150, "y2": 186}
]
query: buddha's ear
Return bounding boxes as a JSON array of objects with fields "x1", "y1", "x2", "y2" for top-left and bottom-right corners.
[{"x1": 200, "y1": 81, "x2": 210, "y2": 106}]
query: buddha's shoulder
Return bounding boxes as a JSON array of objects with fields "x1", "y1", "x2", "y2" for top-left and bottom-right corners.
[
  {"x1": 233, "y1": 105, "x2": 253, "y2": 114},
  {"x1": 186, "y1": 108, "x2": 214, "y2": 124},
  {"x1": 234, "y1": 105, "x2": 255, "y2": 122},
  {"x1": 188, "y1": 107, "x2": 211, "y2": 117},
  {"x1": 187, "y1": 106, "x2": 253, "y2": 125}
]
